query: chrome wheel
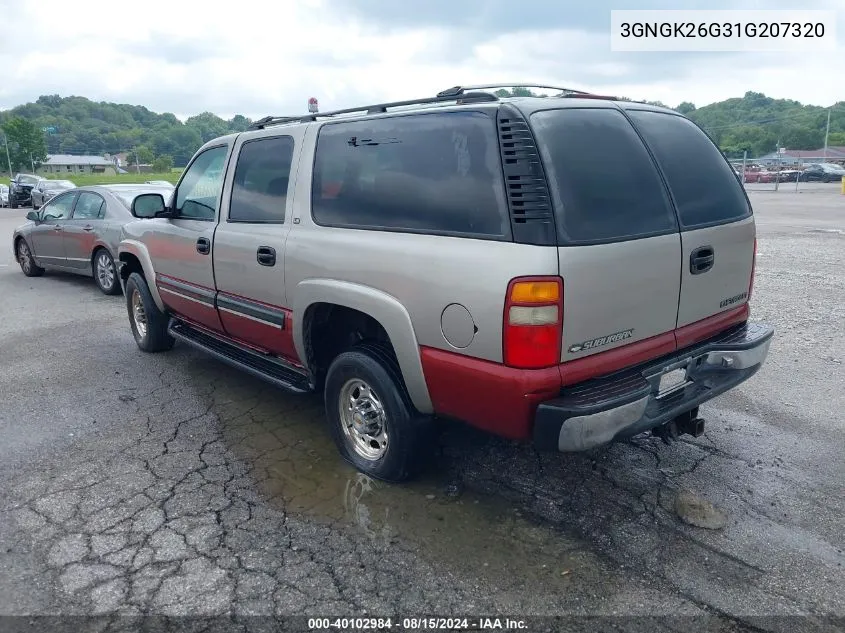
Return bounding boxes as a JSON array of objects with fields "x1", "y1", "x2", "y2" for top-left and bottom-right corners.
[
  {"x1": 339, "y1": 378, "x2": 389, "y2": 461},
  {"x1": 17, "y1": 241, "x2": 31, "y2": 274},
  {"x1": 131, "y1": 289, "x2": 148, "y2": 339},
  {"x1": 96, "y1": 251, "x2": 115, "y2": 290}
]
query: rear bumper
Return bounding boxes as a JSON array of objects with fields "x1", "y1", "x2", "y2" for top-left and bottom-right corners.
[{"x1": 534, "y1": 321, "x2": 773, "y2": 452}]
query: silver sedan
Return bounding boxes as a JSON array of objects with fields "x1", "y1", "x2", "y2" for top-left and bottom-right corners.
[
  {"x1": 31, "y1": 179, "x2": 77, "y2": 210},
  {"x1": 12, "y1": 184, "x2": 173, "y2": 295}
]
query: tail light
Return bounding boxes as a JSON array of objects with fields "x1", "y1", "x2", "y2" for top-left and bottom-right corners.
[
  {"x1": 748, "y1": 238, "x2": 757, "y2": 303},
  {"x1": 503, "y1": 277, "x2": 563, "y2": 369}
]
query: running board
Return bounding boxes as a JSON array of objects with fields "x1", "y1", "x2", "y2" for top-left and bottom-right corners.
[{"x1": 168, "y1": 319, "x2": 312, "y2": 394}]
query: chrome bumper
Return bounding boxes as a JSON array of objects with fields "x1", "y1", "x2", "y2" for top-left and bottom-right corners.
[{"x1": 533, "y1": 322, "x2": 774, "y2": 452}]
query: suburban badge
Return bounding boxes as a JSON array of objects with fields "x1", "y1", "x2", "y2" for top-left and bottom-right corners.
[{"x1": 568, "y1": 329, "x2": 634, "y2": 353}]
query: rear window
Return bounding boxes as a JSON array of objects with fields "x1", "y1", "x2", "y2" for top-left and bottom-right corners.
[
  {"x1": 627, "y1": 110, "x2": 751, "y2": 228},
  {"x1": 311, "y1": 111, "x2": 510, "y2": 239},
  {"x1": 531, "y1": 108, "x2": 677, "y2": 245}
]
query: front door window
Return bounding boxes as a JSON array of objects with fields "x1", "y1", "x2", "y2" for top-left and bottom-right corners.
[{"x1": 174, "y1": 146, "x2": 228, "y2": 220}]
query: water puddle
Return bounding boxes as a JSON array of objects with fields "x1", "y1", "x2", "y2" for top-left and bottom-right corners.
[{"x1": 215, "y1": 387, "x2": 599, "y2": 593}]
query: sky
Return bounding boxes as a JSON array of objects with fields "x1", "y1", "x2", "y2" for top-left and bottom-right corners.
[{"x1": 0, "y1": 0, "x2": 842, "y2": 121}]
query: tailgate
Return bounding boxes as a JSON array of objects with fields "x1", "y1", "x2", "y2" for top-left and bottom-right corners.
[
  {"x1": 528, "y1": 107, "x2": 683, "y2": 363},
  {"x1": 625, "y1": 109, "x2": 755, "y2": 329}
]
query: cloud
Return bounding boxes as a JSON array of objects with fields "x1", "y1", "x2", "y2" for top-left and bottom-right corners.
[{"x1": 0, "y1": 0, "x2": 842, "y2": 121}]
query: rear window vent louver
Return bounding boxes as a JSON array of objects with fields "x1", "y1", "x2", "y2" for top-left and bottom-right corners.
[{"x1": 497, "y1": 107, "x2": 556, "y2": 246}]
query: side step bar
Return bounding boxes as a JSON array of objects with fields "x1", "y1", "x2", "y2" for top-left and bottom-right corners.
[{"x1": 168, "y1": 319, "x2": 312, "y2": 394}]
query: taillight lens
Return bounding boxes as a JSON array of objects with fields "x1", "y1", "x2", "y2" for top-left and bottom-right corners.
[
  {"x1": 748, "y1": 237, "x2": 757, "y2": 303},
  {"x1": 503, "y1": 277, "x2": 563, "y2": 369}
]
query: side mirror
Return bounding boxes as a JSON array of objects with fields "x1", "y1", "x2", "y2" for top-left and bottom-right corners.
[
  {"x1": 132, "y1": 193, "x2": 167, "y2": 219},
  {"x1": 26, "y1": 211, "x2": 40, "y2": 222}
]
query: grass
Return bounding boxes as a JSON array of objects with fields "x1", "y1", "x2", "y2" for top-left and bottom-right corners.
[{"x1": 66, "y1": 171, "x2": 182, "y2": 186}]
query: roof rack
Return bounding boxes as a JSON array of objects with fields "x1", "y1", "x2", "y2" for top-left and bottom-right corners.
[
  {"x1": 249, "y1": 91, "x2": 498, "y2": 130},
  {"x1": 437, "y1": 83, "x2": 592, "y2": 98},
  {"x1": 249, "y1": 115, "x2": 308, "y2": 130}
]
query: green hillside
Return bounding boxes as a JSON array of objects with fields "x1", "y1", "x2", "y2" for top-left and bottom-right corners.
[
  {"x1": 2, "y1": 91, "x2": 843, "y2": 172},
  {"x1": 685, "y1": 92, "x2": 845, "y2": 158}
]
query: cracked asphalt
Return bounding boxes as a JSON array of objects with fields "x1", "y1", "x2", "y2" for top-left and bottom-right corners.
[{"x1": 0, "y1": 184, "x2": 843, "y2": 632}]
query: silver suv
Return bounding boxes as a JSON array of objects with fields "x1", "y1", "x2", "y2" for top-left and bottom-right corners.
[{"x1": 117, "y1": 84, "x2": 774, "y2": 482}]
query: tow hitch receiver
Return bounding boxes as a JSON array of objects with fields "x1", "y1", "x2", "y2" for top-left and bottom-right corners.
[{"x1": 653, "y1": 408, "x2": 705, "y2": 444}]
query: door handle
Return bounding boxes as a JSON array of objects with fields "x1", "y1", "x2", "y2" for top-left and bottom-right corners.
[
  {"x1": 52, "y1": 224, "x2": 63, "y2": 231},
  {"x1": 256, "y1": 245, "x2": 276, "y2": 267},
  {"x1": 690, "y1": 245, "x2": 715, "y2": 275},
  {"x1": 82, "y1": 225, "x2": 94, "y2": 232},
  {"x1": 196, "y1": 237, "x2": 211, "y2": 255}
]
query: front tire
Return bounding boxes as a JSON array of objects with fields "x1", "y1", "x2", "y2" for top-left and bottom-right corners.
[
  {"x1": 93, "y1": 248, "x2": 120, "y2": 295},
  {"x1": 16, "y1": 238, "x2": 44, "y2": 277},
  {"x1": 125, "y1": 272, "x2": 174, "y2": 352},
  {"x1": 324, "y1": 344, "x2": 433, "y2": 482}
]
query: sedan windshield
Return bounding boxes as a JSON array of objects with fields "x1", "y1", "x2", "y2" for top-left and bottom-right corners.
[
  {"x1": 18, "y1": 175, "x2": 39, "y2": 185},
  {"x1": 46, "y1": 180, "x2": 75, "y2": 189}
]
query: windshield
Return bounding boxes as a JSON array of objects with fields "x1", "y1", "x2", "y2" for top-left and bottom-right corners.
[
  {"x1": 46, "y1": 180, "x2": 75, "y2": 189},
  {"x1": 821, "y1": 163, "x2": 845, "y2": 171},
  {"x1": 18, "y1": 175, "x2": 39, "y2": 185}
]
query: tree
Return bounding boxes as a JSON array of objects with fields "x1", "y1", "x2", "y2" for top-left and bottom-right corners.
[
  {"x1": 676, "y1": 101, "x2": 696, "y2": 115},
  {"x1": 127, "y1": 145, "x2": 154, "y2": 165},
  {"x1": 1, "y1": 116, "x2": 47, "y2": 171},
  {"x1": 151, "y1": 155, "x2": 173, "y2": 173}
]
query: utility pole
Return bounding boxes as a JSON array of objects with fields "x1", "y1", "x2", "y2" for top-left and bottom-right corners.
[
  {"x1": 823, "y1": 108, "x2": 831, "y2": 162},
  {"x1": 2, "y1": 136, "x2": 12, "y2": 177},
  {"x1": 134, "y1": 148, "x2": 141, "y2": 174},
  {"x1": 30, "y1": 154, "x2": 35, "y2": 173}
]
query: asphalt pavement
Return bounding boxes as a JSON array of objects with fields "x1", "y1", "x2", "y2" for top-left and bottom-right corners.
[{"x1": 0, "y1": 184, "x2": 843, "y2": 632}]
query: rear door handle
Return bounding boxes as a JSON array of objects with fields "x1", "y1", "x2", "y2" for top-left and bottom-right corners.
[
  {"x1": 196, "y1": 237, "x2": 211, "y2": 255},
  {"x1": 82, "y1": 225, "x2": 94, "y2": 232},
  {"x1": 52, "y1": 224, "x2": 63, "y2": 231},
  {"x1": 690, "y1": 245, "x2": 715, "y2": 275},
  {"x1": 256, "y1": 246, "x2": 276, "y2": 267}
]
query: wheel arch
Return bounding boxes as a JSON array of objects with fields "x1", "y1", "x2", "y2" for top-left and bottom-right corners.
[
  {"x1": 117, "y1": 239, "x2": 165, "y2": 311},
  {"x1": 293, "y1": 279, "x2": 433, "y2": 414}
]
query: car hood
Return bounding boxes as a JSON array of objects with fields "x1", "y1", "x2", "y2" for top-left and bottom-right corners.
[{"x1": 13, "y1": 221, "x2": 35, "y2": 236}]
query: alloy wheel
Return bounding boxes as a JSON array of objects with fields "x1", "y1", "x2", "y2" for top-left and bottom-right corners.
[
  {"x1": 17, "y1": 241, "x2": 31, "y2": 275},
  {"x1": 131, "y1": 289, "x2": 148, "y2": 338},
  {"x1": 96, "y1": 252, "x2": 115, "y2": 291},
  {"x1": 338, "y1": 378, "x2": 389, "y2": 461}
]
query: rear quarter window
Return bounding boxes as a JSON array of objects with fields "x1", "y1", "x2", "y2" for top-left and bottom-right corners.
[
  {"x1": 311, "y1": 111, "x2": 510, "y2": 239},
  {"x1": 627, "y1": 110, "x2": 751, "y2": 229},
  {"x1": 530, "y1": 108, "x2": 678, "y2": 245}
]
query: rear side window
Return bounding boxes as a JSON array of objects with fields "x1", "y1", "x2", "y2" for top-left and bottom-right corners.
[
  {"x1": 311, "y1": 111, "x2": 510, "y2": 238},
  {"x1": 627, "y1": 111, "x2": 751, "y2": 229},
  {"x1": 531, "y1": 108, "x2": 677, "y2": 245},
  {"x1": 72, "y1": 192, "x2": 105, "y2": 219},
  {"x1": 229, "y1": 136, "x2": 294, "y2": 223}
]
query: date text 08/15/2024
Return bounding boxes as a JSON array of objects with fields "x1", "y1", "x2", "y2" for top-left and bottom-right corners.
[{"x1": 308, "y1": 617, "x2": 528, "y2": 630}]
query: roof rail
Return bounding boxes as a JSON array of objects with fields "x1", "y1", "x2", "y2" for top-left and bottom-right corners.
[
  {"x1": 248, "y1": 115, "x2": 307, "y2": 130},
  {"x1": 437, "y1": 83, "x2": 592, "y2": 98},
  {"x1": 249, "y1": 91, "x2": 499, "y2": 130}
]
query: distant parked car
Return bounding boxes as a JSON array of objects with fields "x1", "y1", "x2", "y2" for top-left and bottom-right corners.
[
  {"x1": 144, "y1": 180, "x2": 173, "y2": 187},
  {"x1": 8, "y1": 173, "x2": 39, "y2": 208},
  {"x1": 31, "y1": 179, "x2": 77, "y2": 210},
  {"x1": 777, "y1": 168, "x2": 801, "y2": 182},
  {"x1": 744, "y1": 169, "x2": 775, "y2": 183},
  {"x1": 0, "y1": 184, "x2": 9, "y2": 207},
  {"x1": 12, "y1": 183, "x2": 172, "y2": 295},
  {"x1": 799, "y1": 163, "x2": 845, "y2": 183}
]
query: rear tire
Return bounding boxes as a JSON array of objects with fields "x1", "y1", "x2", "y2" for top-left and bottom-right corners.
[
  {"x1": 324, "y1": 343, "x2": 433, "y2": 482},
  {"x1": 93, "y1": 248, "x2": 120, "y2": 295},
  {"x1": 125, "y1": 272, "x2": 174, "y2": 352},
  {"x1": 16, "y1": 238, "x2": 44, "y2": 277}
]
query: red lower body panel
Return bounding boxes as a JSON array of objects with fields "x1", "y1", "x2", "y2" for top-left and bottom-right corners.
[
  {"x1": 156, "y1": 274, "x2": 222, "y2": 332},
  {"x1": 421, "y1": 304, "x2": 751, "y2": 440}
]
